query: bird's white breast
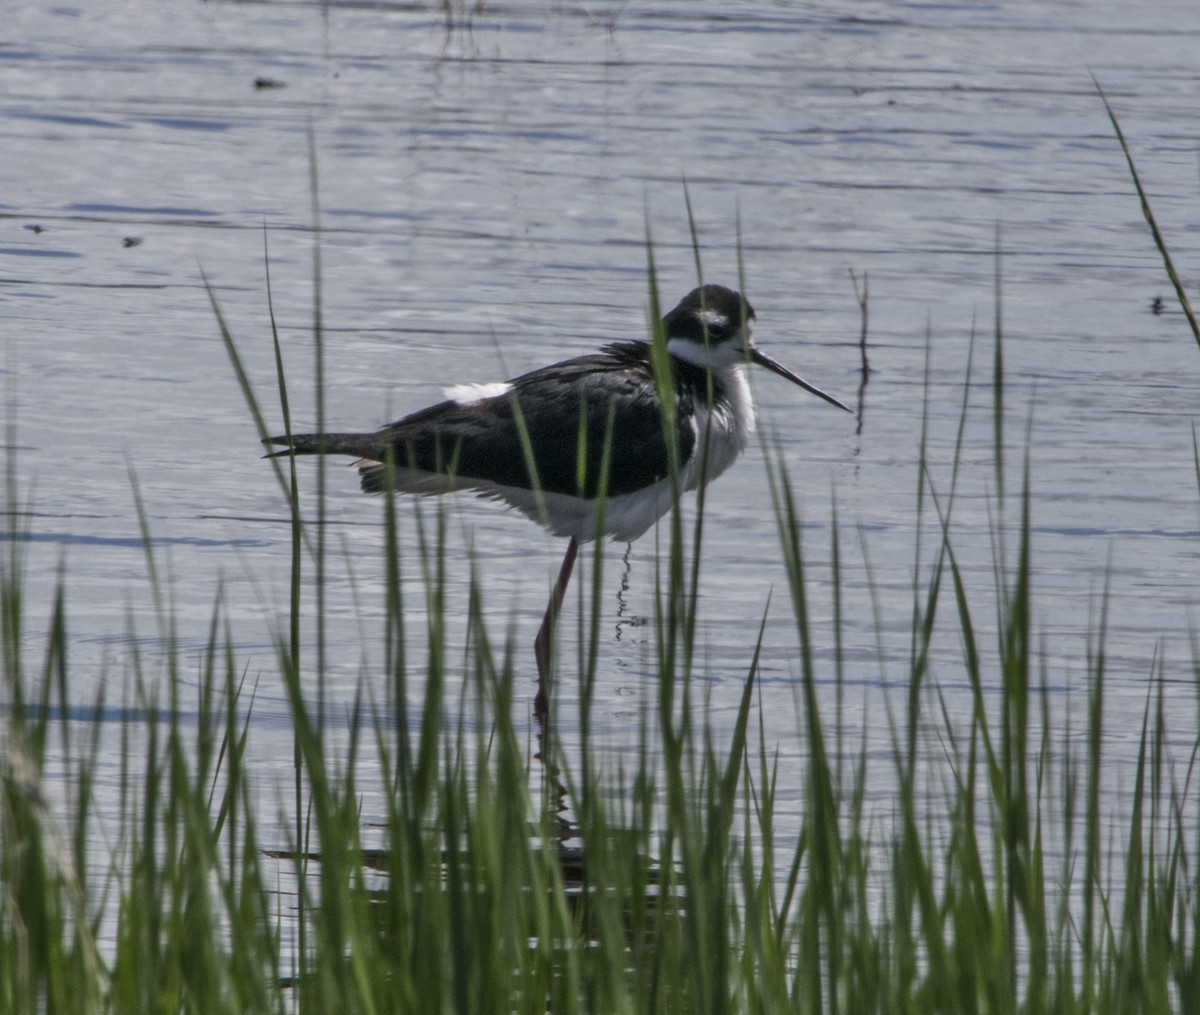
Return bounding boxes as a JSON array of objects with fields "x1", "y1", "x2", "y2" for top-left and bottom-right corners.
[{"x1": 680, "y1": 363, "x2": 755, "y2": 492}]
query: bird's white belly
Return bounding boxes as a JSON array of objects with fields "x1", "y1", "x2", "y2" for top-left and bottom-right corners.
[{"x1": 490, "y1": 479, "x2": 680, "y2": 543}]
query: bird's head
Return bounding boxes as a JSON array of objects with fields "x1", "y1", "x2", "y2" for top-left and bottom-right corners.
[{"x1": 663, "y1": 284, "x2": 850, "y2": 412}]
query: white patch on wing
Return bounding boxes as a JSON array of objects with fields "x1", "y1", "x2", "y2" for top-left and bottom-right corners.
[{"x1": 443, "y1": 381, "x2": 513, "y2": 405}]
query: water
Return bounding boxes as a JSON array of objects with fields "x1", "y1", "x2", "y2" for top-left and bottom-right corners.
[{"x1": 4, "y1": 0, "x2": 1199, "y2": 922}]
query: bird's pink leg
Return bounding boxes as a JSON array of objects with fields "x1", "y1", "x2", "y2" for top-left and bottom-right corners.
[{"x1": 533, "y1": 537, "x2": 579, "y2": 725}]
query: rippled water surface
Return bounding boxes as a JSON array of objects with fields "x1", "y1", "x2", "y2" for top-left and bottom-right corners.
[{"x1": 4, "y1": 0, "x2": 1200, "y2": 891}]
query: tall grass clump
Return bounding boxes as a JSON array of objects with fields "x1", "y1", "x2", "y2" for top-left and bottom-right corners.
[{"x1": 2, "y1": 232, "x2": 1199, "y2": 1013}]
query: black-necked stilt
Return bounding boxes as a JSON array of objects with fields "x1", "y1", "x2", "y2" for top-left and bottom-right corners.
[{"x1": 265, "y1": 284, "x2": 850, "y2": 720}]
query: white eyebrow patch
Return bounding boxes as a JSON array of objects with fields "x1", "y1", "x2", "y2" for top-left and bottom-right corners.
[
  {"x1": 443, "y1": 381, "x2": 513, "y2": 405},
  {"x1": 697, "y1": 308, "x2": 729, "y2": 329}
]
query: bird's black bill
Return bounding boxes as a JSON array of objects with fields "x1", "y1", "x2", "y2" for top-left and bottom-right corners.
[{"x1": 750, "y1": 348, "x2": 852, "y2": 413}]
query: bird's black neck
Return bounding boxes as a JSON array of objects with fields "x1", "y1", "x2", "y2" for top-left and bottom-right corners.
[{"x1": 671, "y1": 356, "x2": 727, "y2": 409}]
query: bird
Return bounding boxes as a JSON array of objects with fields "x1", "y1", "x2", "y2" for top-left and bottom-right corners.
[{"x1": 264, "y1": 283, "x2": 850, "y2": 722}]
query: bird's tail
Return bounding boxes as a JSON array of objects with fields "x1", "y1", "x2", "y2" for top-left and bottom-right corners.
[{"x1": 263, "y1": 432, "x2": 383, "y2": 459}]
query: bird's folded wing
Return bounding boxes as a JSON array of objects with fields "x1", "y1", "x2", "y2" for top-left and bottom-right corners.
[{"x1": 372, "y1": 348, "x2": 693, "y2": 499}]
